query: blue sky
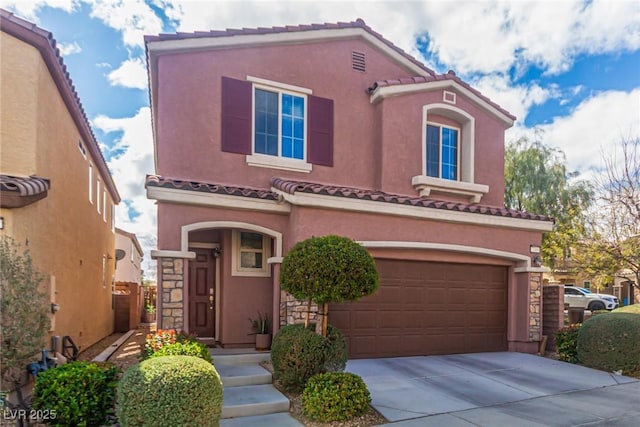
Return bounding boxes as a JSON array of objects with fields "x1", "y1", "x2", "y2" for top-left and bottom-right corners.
[{"x1": 4, "y1": 0, "x2": 639, "y2": 279}]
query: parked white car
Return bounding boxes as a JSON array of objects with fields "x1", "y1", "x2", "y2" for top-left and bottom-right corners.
[{"x1": 564, "y1": 286, "x2": 619, "y2": 311}]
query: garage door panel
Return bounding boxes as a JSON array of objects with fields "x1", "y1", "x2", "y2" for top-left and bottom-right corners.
[{"x1": 330, "y1": 260, "x2": 507, "y2": 358}]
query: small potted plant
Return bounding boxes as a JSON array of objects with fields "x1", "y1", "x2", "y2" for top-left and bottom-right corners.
[
  {"x1": 249, "y1": 312, "x2": 272, "y2": 351},
  {"x1": 144, "y1": 303, "x2": 156, "y2": 323}
]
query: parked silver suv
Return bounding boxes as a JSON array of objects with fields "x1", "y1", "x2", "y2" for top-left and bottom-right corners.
[{"x1": 564, "y1": 286, "x2": 619, "y2": 311}]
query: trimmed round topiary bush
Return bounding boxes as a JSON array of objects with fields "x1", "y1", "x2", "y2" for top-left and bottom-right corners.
[
  {"x1": 117, "y1": 356, "x2": 222, "y2": 426},
  {"x1": 302, "y1": 372, "x2": 371, "y2": 422},
  {"x1": 280, "y1": 235, "x2": 379, "y2": 305},
  {"x1": 577, "y1": 313, "x2": 640, "y2": 374},
  {"x1": 271, "y1": 324, "x2": 326, "y2": 392},
  {"x1": 148, "y1": 340, "x2": 213, "y2": 364},
  {"x1": 32, "y1": 361, "x2": 120, "y2": 426}
]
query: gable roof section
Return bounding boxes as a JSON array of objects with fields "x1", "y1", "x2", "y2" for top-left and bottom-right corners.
[
  {"x1": 369, "y1": 71, "x2": 516, "y2": 125},
  {"x1": 0, "y1": 9, "x2": 120, "y2": 203},
  {"x1": 145, "y1": 19, "x2": 435, "y2": 78}
]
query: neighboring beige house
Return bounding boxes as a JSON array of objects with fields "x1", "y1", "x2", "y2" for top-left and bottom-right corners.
[
  {"x1": 115, "y1": 228, "x2": 144, "y2": 285},
  {"x1": 0, "y1": 10, "x2": 121, "y2": 352}
]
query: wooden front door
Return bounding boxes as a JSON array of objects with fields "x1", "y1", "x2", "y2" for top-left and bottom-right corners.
[{"x1": 188, "y1": 248, "x2": 216, "y2": 337}]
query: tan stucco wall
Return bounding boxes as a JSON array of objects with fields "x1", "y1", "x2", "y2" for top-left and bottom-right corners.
[{"x1": 0, "y1": 32, "x2": 116, "y2": 352}]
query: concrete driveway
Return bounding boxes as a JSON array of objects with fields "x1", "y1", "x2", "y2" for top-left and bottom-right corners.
[{"x1": 346, "y1": 352, "x2": 640, "y2": 426}]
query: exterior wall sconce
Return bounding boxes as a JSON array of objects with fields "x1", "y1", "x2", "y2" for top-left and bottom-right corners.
[
  {"x1": 532, "y1": 256, "x2": 542, "y2": 267},
  {"x1": 0, "y1": 216, "x2": 4, "y2": 230},
  {"x1": 51, "y1": 303, "x2": 60, "y2": 314},
  {"x1": 212, "y1": 248, "x2": 222, "y2": 258}
]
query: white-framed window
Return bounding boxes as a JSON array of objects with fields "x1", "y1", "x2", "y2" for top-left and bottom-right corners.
[
  {"x1": 232, "y1": 230, "x2": 271, "y2": 277},
  {"x1": 78, "y1": 139, "x2": 87, "y2": 158},
  {"x1": 246, "y1": 77, "x2": 312, "y2": 173},
  {"x1": 111, "y1": 204, "x2": 115, "y2": 232},
  {"x1": 426, "y1": 122, "x2": 460, "y2": 181},
  {"x1": 88, "y1": 164, "x2": 93, "y2": 203},
  {"x1": 96, "y1": 178, "x2": 101, "y2": 214},
  {"x1": 102, "y1": 191, "x2": 107, "y2": 222},
  {"x1": 102, "y1": 255, "x2": 107, "y2": 288}
]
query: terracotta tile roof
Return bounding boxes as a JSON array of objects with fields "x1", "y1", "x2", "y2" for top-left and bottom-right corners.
[
  {"x1": 369, "y1": 71, "x2": 516, "y2": 121},
  {"x1": 0, "y1": 9, "x2": 120, "y2": 202},
  {"x1": 144, "y1": 18, "x2": 435, "y2": 77},
  {"x1": 271, "y1": 178, "x2": 552, "y2": 222},
  {"x1": 145, "y1": 175, "x2": 280, "y2": 201}
]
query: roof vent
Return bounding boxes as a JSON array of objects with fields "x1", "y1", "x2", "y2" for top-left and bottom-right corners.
[{"x1": 352, "y1": 51, "x2": 366, "y2": 72}]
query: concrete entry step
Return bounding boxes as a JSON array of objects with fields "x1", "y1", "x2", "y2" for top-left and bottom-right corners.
[
  {"x1": 217, "y1": 362, "x2": 272, "y2": 387},
  {"x1": 212, "y1": 352, "x2": 271, "y2": 365},
  {"x1": 221, "y1": 384, "x2": 290, "y2": 419},
  {"x1": 220, "y1": 412, "x2": 303, "y2": 427}
]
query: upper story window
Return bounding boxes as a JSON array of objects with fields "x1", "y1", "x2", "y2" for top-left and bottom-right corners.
[
  {"x1": 96, "y1": 178, "x2": 102, "y2": 214},
  {"x1": 254, "y1": 87, "x2": 306, "y2": 160},
  {"x1": 221, "y1": 76, "x2": 334, "y2": 171},
  {"x1": 102, "y1": 191, "x2": 107, "y2": 222},
  {"x1": 412, "y1": 103, "x2": 489, "y2": 204},
  {"x1": 426, "y1": 123, "x2": 459, "y2": 181},
  {"x1": 88, "y1": 164, "x2": 93, "y2": 203}
]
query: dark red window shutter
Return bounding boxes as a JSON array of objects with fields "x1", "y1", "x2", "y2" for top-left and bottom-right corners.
[
  {"x1": 221, "y1": 76, "x2": 252, "y2": 154},
  {"x1": 308, "y1": 95, "x2": 334, "y2": 166}
]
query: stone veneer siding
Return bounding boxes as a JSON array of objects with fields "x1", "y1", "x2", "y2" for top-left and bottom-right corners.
[
  {"x1": 160, "y1": 258, "x2": 184, "y2": 330},
  {"x1": 280, "y1": 291, "x2": 319, "y2": 326},
  {"x1": 529, "y1": 273, "x2": 542, "y2": 342}
]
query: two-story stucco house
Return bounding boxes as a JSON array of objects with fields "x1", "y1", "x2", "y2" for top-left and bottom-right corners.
[
  {"x1": 145, "y1": 19, "x2": 553, "y2": 358},
  {"x1": 0, "y1": 10, "x2": 121, "y2": 352}
]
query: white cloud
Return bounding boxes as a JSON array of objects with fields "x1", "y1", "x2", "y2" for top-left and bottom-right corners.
[
  {"x1": 93, "y1": 108, "x2": 158, "y2": 279},
  {"x1": 2, "y1": 0, "x2": 78, "y2": 21},
  {"x1": 472, "y1": 74, "x2": 555, "y2": 123},
  {"x1": 107, "y1": 57, "x2": 148, "y2": 89},
  {"x1": 507, "y1": 88, "x2": 640, "y2": 174},
  {"x1": 57, "y1": 41, "x2": 82, "y2": 56},
  {"x1": 85, "y1": 0, "x2": 163, "y2": 48}
]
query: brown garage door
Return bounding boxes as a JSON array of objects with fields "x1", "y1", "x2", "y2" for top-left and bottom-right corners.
[{"x1": 329, "y1": 259, "x2": 508, "y2": 359}]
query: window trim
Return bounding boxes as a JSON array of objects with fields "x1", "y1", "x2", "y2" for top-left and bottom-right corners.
[
  {"x1": 247, "y1": 77, "x2": 312, "y2": 173},
  {"x1": 103, "y1": 191, "x2": 107, "y2": 222},
  {"x1": 413, "y1": 103, "x2": 488, "y2": 203},
  {"x1": 231, "y1": 230, "x2": 271, "y2": 277},
  {"x1": 96, "y1": 178, "x2": 101, "y2": 213},
  {"x1": 89, "y1": 164, "x2": 93, "y2": 204},
  {"x1": 425, "y1": 121, "x2": 461, "y2": 181}
]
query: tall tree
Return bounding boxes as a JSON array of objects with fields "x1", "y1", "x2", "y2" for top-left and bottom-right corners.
[
  {"x1": 504, "y1": 137, "x2": 593, "y2": 267},
  {"x1": 575, "y1": 137, "x2": 639, "y2": 300}
]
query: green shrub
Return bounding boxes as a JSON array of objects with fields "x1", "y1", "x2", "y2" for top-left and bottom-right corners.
[
  {"x1": 117, "y1": 356, "x2": 222, "y2": 427},
  {"x1": 271, "y1": 324, "x2": 348, "y2": 391},
  {"x1": 302, "y1": 372, "x2": 371, "y2": 422},
  {"x1": 271, "y1": 324, "x2": 326, "y2": 392},
  {"x1": 141, "y1": 329, "x2": 197, "y2": 360},
  {"x1": 32, "y1": 361, "x2": 120, "y2": 426},
  {"x1": 323, "y1": 324, "x2": 348, "y2": 372},
  {"x1": 556, "y1": 323, "x2": 581, "y2": 363},
  {"x1": 577, "y1": 313, "x2": 640, "y2": 374},
  {"x1": 149, "y1": 341, "x2": 213, "y2": 364}
]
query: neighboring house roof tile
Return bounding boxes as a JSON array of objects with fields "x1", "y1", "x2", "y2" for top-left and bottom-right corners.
[
  {"x1": 145, "y1": 175, "x2": 280, "y2": 201},
  {"x1": 271, "y1": 178, "x2": 552, "y2": 222},
  {"x1": 369, "y1": 71, "x2": 516, "y2": 121},
  {"x1": 0, "y1": 9, "x2": 120, "y2": 202},
  {"x1": 144, "y1": 18, "x2": 435, "y2": 77}
]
